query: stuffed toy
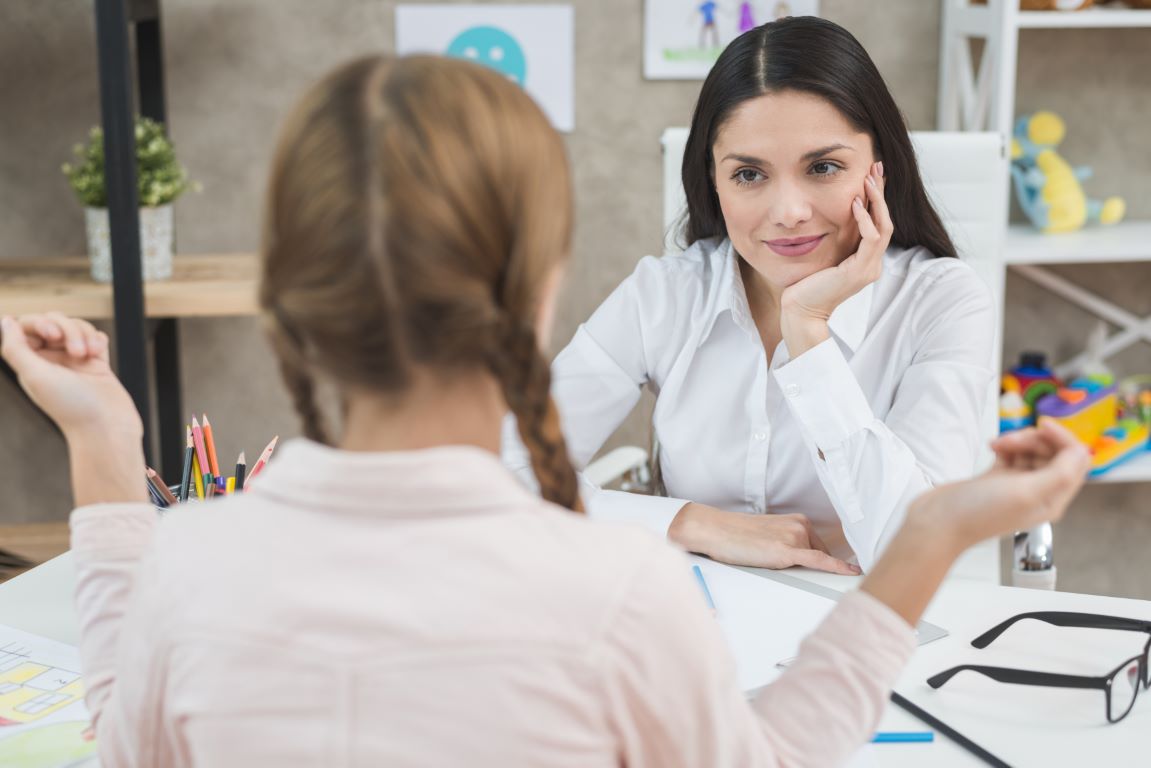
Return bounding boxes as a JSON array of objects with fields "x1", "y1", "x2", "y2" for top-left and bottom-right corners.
[{"x1": 1010, "y1": 111, "x2": 1126, "y2": 234}]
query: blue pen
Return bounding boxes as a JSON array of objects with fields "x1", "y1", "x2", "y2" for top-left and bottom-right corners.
[
  {"x1": 871, "y1": 731, "x2": 934, "y2": 743},
  {"x1": 691, "y1": 564, "x2": 717, "y2": 615}
]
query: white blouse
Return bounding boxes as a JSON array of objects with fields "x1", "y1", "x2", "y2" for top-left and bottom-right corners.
[{"x1": 504, "y1": 237, "x2": 996, "y2": 571}]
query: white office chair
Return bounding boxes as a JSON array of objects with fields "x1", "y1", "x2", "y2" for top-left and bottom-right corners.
[{"x1": 587, "y1": 128, "x2": 1009, "y2": 582}]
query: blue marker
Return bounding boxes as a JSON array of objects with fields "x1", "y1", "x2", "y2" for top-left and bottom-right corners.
[
  {"x1": 691, "y1": 564, "x2": 717, "y2": 615},
  {"x1": 871, "y1": 731, "x2": 934, "y2": 743}
]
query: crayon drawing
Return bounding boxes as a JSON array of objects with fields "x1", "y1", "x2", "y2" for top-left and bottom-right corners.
[{"x1": 643, "y1": 0, "x2": 820, "y2": 79}]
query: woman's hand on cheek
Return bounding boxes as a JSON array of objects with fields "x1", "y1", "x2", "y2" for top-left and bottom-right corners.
[{"x1": 780, "y1": 162, "x2": 892, "y2": 357}]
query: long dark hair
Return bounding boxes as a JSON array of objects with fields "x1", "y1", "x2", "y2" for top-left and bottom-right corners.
[{"x1": 680, "y1": 16, "x2": 957, "y2": 260}]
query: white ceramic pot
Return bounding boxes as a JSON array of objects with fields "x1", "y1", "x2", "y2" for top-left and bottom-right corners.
[{"x1": 84, "y1": 203, "x2": 174, "y2": 282}]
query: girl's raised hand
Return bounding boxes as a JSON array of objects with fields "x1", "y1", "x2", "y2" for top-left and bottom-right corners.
[{"x1": 0, "y1": 314, "x2": 142, "y2": 441}]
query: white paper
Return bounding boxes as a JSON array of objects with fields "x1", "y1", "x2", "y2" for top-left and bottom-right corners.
[
  {"x1": 644, "y1": 0, "x2": 820, "y2": 80},
  {"x1": 395, "y1": 4, "x2": 574, "y2": 131},
  {"x1": 691, "y1": 556, "x2": 837, "y2": 691},
  {"x1": 0, "y1": 625, "x2": 97, "y2": 766}
]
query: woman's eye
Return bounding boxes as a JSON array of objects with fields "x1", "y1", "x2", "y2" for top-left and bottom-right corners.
[
  {"x1": 810, "y1": 161, "x2": 842, "y2": 176},
  {"x1": 733, "y1": 168, "x2": 763, "y2": 186}
]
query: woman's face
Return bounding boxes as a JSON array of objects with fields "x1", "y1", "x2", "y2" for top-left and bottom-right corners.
[{"x1": 711, "y1": 90, "x2": 876, "y2": 292}]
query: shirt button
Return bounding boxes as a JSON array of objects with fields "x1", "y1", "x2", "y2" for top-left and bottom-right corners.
[
  {"x1": 754, "y1": 432, "x2": 766, "y2": 441},
  {"x1": 784, "y1": 383, "x2": 801, "y2": 398}
]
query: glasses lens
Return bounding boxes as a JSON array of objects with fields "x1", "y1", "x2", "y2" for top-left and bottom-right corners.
[{"x1": 1108, "y1": 660, "x2": 1141, "y2": 722}]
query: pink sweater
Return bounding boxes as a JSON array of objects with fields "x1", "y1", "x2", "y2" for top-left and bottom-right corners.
[{"x1": 71, "y1": 440, "x2": 915, "y2": 767}]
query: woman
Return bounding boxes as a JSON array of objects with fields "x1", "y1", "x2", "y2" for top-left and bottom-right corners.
[
  {"x1": 0, "y1": 55, "x2": 1084, "y2": 766},
  {"x1": 506, "y1": 16, "x2": 997, "y2": 573}
]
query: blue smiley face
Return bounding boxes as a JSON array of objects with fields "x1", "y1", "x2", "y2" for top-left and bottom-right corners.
[{"x1": 446, "y1": 26, "x2": 527, "y2": 87}]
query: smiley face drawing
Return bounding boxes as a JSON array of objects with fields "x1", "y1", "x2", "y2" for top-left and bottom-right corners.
[{"x1": 445, "y1": 26, "x2": 527, "y2": 87}]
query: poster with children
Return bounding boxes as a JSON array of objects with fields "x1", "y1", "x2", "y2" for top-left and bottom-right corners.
[
  {"x1": 644, "y1": 0, "x2": 820, "y2": 79},
  {"x1": 395, "y1": 4, "x2": 574, "y2": 131}
]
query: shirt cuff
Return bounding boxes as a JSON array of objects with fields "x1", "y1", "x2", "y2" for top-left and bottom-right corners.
[
  {"x1": 773, "y1": 338, "x2": 875, "y2": 450},
  {"x1": 585, "y1": 488, "x2": 688, "y2": 539}
]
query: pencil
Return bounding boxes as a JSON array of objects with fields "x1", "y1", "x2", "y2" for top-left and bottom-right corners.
[
  {"x1": 692, "y1": 564, "x2": 717, "y2": 615},
  {"x1": 890, "y1": 692, "x2": 1008, "y2": 767},
  {"x1": 226, "y1": 476, "x2": 236, "y2": 495},
  {"x1": 204, "y1": 472, "x2": 216, "y2": 499},
  {"x1": 192, "y1": 449, "x2": 205, "y2": 500},
  {"x1": 871, "y1": 731, "x2": 934, "y2": 743},
  {"x1": 234, "y1": 452, "x2": 246, "y2": 493},
  {"x1": 247, "y1": 436, "x2": 279, "y2": 482},
  {"x1": 180, "y1": 427, "x2": 195, "y2": 502},
  {"x1": 144, "y1": 472, "x2": 166, "y2": 507},
  {"x1": 202, "y1": 413, "x2": 221, "y2": 478},
  {"x1": 191, "y1": 417, "x2": 213, "y2": 487},
  {"x1": 147, "y1": 467, "x2": 179, "y2": 506}
]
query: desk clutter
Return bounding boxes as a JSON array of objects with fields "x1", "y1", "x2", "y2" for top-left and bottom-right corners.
[
  {"x1": 999, "y1": 350, "x2": 1151, "y2": 476},
  {"x1": 144, "y1": 413, "x2": 277, "y2": 508}
]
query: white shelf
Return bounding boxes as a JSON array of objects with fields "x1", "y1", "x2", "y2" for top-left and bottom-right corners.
[
  {"x1": 1016, "y1": 7, "x2": 1151, "y2": 29},
  {"x1": 1091, "y1": 450, "x2": 1151, "y2": 484},
  {"x1": 1005, "y1": 220, "x2": 1151, "y2": 265}
]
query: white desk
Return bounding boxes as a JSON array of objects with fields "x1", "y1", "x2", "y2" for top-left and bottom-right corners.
[{"x1": 1, "y1": 553, "x2": 1148, "y2": 766}]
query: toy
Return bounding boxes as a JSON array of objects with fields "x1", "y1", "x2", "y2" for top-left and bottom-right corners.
[
  {"x1": 1036, "y1": 379, "x2": 1150, "y2": 475},
  {"x1": 999, "y1": 376, "x2": 1030, "y2": 433},
  {"x1": 1008, "y1": 352, "x2": 1060, "y2": 411},
  {"x1": 1010, "y1": 111, "x2": 1126, "y2": 234}
]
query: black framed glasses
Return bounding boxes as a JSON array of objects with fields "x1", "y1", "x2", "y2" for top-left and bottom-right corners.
[{"x1": 927, "y1": 611, "x2": 1151, "y2": 724}]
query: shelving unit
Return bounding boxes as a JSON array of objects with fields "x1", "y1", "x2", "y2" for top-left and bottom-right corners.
[{"x1": 938, "y1": 0, "x2": 1151, "y2": 484}]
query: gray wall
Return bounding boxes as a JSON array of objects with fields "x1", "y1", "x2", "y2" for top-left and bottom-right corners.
[{"x1": 2, "y1": 1, "x2": 1148, "y2": 596}]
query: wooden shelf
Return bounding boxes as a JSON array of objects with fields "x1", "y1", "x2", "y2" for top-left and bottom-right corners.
[
  {"x1": 0, "y1": 254, "x2": 259, "y2": 319},
  {"x1": 1016, "y1": 7, "x2": 1151, "y2": 29},
  {"x1": 1005, "y1": 220, "x2": 1151, "y2": 265}
]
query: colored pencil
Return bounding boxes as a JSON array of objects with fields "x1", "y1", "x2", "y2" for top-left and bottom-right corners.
[
  {"x1": 192, "y1": 449, "x2": 205, "y2": 500},
  {"x1": 180, "y1": 427, "x2": 195, "y2": 502},
  {"x1": 872, "y1": 731, "x2": 934, "y2": 743},
  {"x1": 234, "y1": 452, "x2": 246, "y2": 493},
  {"x1": 204, "y1": 472, "x2": 216, "y2": 499},
  {"x1": 226, "y1": 477, "x2": 236, "y2": 495},
  {"x1": 191, "y1": 417, "x2": 213, "y2": 487},
  {"x1": 247, "y1": 436, "x2": 279, "y2": 482},
  {"x1": 144, "y1": 472, "x2": 166, "y2": 507},
  {"x1": 692, "y1": 564, "x2": 717, "y2": 615},
  {"x1": 147, "y1": 467, "x2": 179, "y2": 506},
  {"x1": 201, "y1": 414, "x2": 221, "y2": 478}
]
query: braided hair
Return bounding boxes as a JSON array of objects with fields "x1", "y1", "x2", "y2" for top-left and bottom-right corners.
[{"x1": 259, "y1": 55, "x2": 581, "y2": 511}]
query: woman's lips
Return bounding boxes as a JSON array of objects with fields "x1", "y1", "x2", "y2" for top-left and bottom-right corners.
[{"x1": 764, "y1": 234, "x2": 826, "y2": 257}]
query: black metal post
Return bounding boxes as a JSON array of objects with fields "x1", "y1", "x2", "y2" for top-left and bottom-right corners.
[
  {"x1": 94, "y1": 0, "x2": 153, "y2": 465},
  {"x1": 134, "y1": 4, "x2": 185, "y2": 480}
]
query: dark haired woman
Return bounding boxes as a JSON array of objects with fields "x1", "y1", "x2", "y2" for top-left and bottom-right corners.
[{"x1": 506, "y1": 16, "x2": 996, "y2": 573}]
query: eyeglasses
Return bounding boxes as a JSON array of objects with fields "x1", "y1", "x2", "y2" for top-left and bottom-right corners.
[{"x1": 927, "y1": 611, "x2": 1151, "y2": 724}]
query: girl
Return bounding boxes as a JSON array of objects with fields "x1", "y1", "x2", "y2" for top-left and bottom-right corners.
[
  {"x1": 1, "y1": 54, "x2": 1086, "y2": 766},
  {"x1": 506, "y1": 16, "x2": 998, "y2": 573}
]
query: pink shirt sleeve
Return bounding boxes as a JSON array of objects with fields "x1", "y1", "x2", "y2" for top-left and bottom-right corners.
[
  {"x1": 598, "y1": 543, "x2": 916, "y2": 768},
  {"x1": 71, "y1": 503, "x2": 176, "y2": 767}
]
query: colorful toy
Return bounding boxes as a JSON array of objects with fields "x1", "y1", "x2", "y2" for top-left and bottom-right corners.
[
  {"x1": 999, "y1": 375, "x2": 1031, "y2": 433},
  {"x1": 1036, "y1": 379, "x2": 1150, "y2": 476},
  {"x1": 1010, "y1": 111, "x2": 1126, "y2": 234},
  {"x1": 1009, "y1": 352, "x2": 1060, "y2": 411}
]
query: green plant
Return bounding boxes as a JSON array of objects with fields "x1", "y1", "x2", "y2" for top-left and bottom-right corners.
[{"x1": 61, "y1": 117, "x2": 195, "y2": 208}]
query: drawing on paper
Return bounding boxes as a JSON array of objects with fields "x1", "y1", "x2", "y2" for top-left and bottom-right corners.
[{"x1": 0, "y1": 643, "x2": 85, "y2": 726}]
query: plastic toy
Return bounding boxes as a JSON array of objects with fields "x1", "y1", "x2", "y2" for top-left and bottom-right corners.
[
  {"x1": 1010, "y1": 111, "x2": 1126, "y2": 234},
  {"x1": 1008, "y1": 352, "x2": 1060, "y2": 412},
  {"x1": 999, "y1": 376, "x2": 1030, "y2": 433},
  {"x1": 1036, "y1": 379, "x2": 1150, "y2": 475}
]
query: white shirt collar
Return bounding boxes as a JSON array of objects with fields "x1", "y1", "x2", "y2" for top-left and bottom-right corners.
[{"x1": 699, "y1": 239, "x2": 875, "y2": 353}]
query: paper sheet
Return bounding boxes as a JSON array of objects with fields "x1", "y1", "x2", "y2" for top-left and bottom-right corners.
[
  {"x1": 0, "y1": 625, "x2": 97, "y2": 767},
  {"x1": 691, "y1": 556, "x2": 839, "y2": 692}
]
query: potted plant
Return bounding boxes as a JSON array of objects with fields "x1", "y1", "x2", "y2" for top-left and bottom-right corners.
[{"x1": 62, "y1": 117, "x2": 194, "y2": 282}]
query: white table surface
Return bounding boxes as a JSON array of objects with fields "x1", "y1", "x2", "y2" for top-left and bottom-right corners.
[{"x1": 2, "y1": 552, "x2": 1148, "y2": 766}]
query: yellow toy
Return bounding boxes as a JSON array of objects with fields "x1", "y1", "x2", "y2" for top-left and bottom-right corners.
[{"x1": 1011, "y1": 111, "x2": 1126, "y2": 234}]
